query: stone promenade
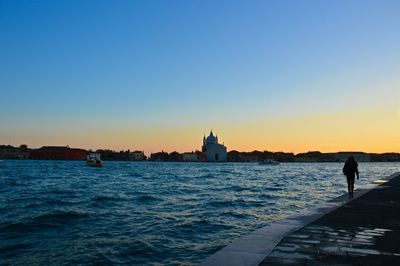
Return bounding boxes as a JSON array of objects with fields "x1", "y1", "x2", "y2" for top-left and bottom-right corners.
[{"x1": 260, "y1": 172, "x2": 400, "y2": 265}]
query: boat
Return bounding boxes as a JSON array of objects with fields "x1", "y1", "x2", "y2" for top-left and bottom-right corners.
[
  {"x1": 258, "y1": 159, "x2": 280, "y2": 165},
  {"x1": 86, "y1": 153, "x2": 103, "y2": 167}
]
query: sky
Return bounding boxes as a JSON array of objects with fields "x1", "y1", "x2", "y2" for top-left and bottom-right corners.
[{"x1": 1, "y1": 0, "x2": 399, "y2": 154}]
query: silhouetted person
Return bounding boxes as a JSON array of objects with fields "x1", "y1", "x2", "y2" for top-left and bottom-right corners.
[{"x1": 343, "y1": 156, "x2": 359, "y2": 199}]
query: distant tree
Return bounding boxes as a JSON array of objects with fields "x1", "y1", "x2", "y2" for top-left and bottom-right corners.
[
  {"x1": 228, "y1": 150, "x2": 240, "y2": 162},
  {"x1": 169, "y1": 151, "x2": 183, "y2": 162}
]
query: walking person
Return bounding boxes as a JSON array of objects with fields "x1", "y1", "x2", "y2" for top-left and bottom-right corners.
[{"x1": 343, "y1": 156, "x2": 359, "y2": 199}]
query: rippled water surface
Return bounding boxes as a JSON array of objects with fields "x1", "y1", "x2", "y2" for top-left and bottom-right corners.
[{"x1": 0, "y1": 160, "x2": 398, "y2": 265}]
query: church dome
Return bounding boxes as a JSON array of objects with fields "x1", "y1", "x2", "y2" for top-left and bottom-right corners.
[{"x1": 205, "y1": 131, "x2": 217, "y2": 144}]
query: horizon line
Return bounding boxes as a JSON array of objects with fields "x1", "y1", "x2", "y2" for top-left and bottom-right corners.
[{"x1": 2, "y1": 143, "x2": 400, "y2": 156}]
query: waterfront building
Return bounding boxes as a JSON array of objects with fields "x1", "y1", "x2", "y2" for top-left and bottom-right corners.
[
  {"x1": 129, "y1": 151, "x2": 145, "y2": 161},
  {"x1": 183, "y1": 151, "x2": 207, "y2": 162},
  {"x1": 333, "y1": 152, "x2": 371, "y2": 162},
  {"x1": 0, "y1": 145, "x2": 30, "y2": 159},
  {"x1": 169, "y1": 151, "x2": 183, "y2": 161},
  {"x1": 150, "y1": 151, "x2": 169, "y2": 161},
  {"x1": 30, "y1": 146, "x2": 87, "y2": 160},
  {"x1": 202, "y1": 131, "x2": 227, "y2": 162},
  {"x1": 371, "y1": 153, "x2": 400, "y2": 162},
  {"x1": 183, "y1": 152, "x2": 198, "y2": 162}
]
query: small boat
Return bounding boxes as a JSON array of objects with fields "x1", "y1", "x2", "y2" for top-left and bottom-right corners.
[
  {"x1": 86, "y1": 153, "x2": 103, "y2": 167},
  {"x1": 258, "y1": 159, "x2": 280, "y2": 165}
]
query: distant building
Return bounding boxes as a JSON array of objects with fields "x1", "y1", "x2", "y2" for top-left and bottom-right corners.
[
  {"x1": 183, "y1": 151, "x2": 202, "y2": 162},
  {"x1": 370, "y1": 153, "x2": 400, "y2": 162},
  {"x1": 0, "y1": 145, "x2": 30, "y2": 159},
  {"x1": 183, "y1": 152, "x2": 198, "y2": 162},
  {"x1": 202, "y1": 131, "x2": 227, "y2": 162},
  {"x1": 295, "y1": 151, "x2": 334, "y2": 162},
  {"x1": 150, "y1": 151, "x2": 169, "y2": 161},
  {"x1": 169, "y1": 151, "x2": 183, "y2": 161},
  {"x1": 333, "y1": 152, "x2": 371, "y2": 162},
  {"x1": 30, "y1": 146, "x2": 87, "y2": 160},
  {"x1": 129, "y1": 151, "x2": 145, "y2": 161}
]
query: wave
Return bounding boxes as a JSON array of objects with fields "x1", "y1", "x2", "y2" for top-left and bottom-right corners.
[
  {"x1": 31, "y1": 210, "x2": 89, "y2": 225},
  {"x1": 174, "y1": 219, "x2": 234, "y2": 235},
  {"x1": 234, "y1": 198, "x2": 264, "y2": 207},
  {"x1": 162, "y1": 173, "x2": 180, "y2": 178},
  {"x1": 217, "y1": 170, "x2": 236, "y2": 174},
  {"x1": 0, "y1": 242, "x2": 31, "y2": 252},
  {"x1": 197, "y1": 174, "x2": 215, "y2": 179},
  {"x1": 46, "y1": 199, "x2": 81, "y2": 205},
  {"x1": 93, "y1": 195, "x2": 123, "y2": 202},
  {"x1": 0, "y1": 210, "x2": 90, "y2": 233},
  {"x1": 119, "y1": 238, "x2": 161, "y2": 260},
  {"x1": 0, "y1": 221, "x2": 28, "y2": 233},
  {"x1": 125, "y1": 172, "x2": 142, "y2": 178},
  {"x1": 222, "y1": 211, "x2": 249, "y2": 219},
  {"x1": 135, "y1": 195, "x2": 162, "y2": 202},
  {"x1": 207, "y1": 200, "x2": 234, "y2": 208},
  {"x1": 46, "y1": 189, "x2": 76, "y2": 196},
  {"x1": 230, "y1": 185, "x2": 249, "y2": 192},
  {"x1": 259, "y1": 194, "x2": 274, "y2": 199},
  {"x1": 266, "y1": 186, "x2": 284, "y2": 191},
  {"x1": 3, "y1": 179, "x2": 28, "y2": 187}
]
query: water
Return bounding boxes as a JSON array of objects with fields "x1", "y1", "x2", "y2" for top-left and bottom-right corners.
[{"x1": 0, "y1": 160, "x2": 398, "y2": 265}]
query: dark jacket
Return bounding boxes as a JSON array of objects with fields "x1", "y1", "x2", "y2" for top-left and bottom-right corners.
[{"x1": 343, "y1": 161, "x2": 359, "y2": 178}]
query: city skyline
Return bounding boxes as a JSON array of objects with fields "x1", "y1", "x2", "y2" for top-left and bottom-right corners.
[{"x1": 1, "y1": 1, "x2": 399, "y2": 154}]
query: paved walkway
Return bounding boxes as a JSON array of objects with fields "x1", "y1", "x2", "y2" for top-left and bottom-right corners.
[{"x1": 260, "y1": 173, "x2": 400, "y2": 265}]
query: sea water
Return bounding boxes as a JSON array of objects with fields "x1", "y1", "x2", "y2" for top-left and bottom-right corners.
[{"x1": 0, "y1": 160, "x2": 398, "y2": 265}]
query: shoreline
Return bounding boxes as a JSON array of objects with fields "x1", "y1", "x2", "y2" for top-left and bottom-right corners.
[{"x1": 1, "y1": 159, "x2": 399, "y2": 163}]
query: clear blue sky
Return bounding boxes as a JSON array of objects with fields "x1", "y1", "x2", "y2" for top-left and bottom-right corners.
[{"x1": 1, "y1": 0, "x2": 399, "y2": 153}]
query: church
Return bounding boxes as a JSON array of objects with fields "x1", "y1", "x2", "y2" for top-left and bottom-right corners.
[{"x1": 202, "y1": 131, "x2": 227, "y2": 162}]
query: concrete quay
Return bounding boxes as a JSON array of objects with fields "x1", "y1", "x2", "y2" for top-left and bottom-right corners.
[{"x1": 201, "y1": 172, "x2": 400, "y2": 266}]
